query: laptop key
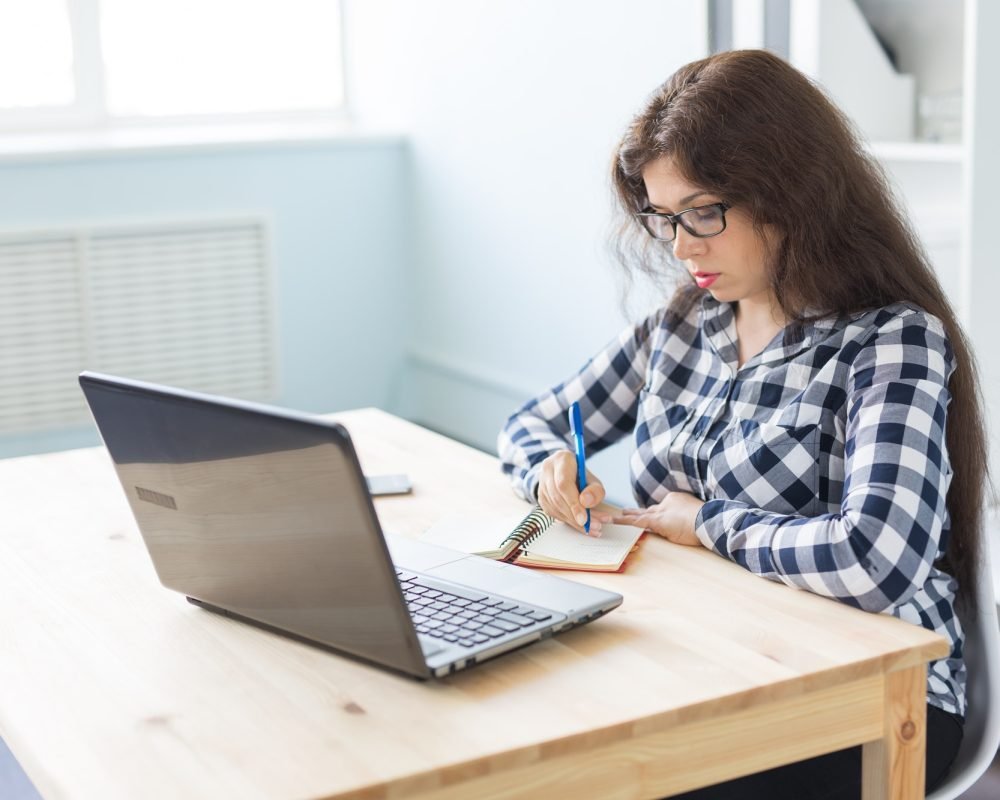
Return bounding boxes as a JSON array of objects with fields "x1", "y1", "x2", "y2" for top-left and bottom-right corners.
[
  {"x1": 458, "y1": 638, "x2": 475, "y2": 647},
  {"x1": 443, "y1": 634, "x2": 458, "y2": 642},
  {"x1": 497, "y1": 612, "x2": 534, "y2": 627},
  {"x1": 411, "y1": 577, "x2": 487, "y2": 603},
  {"x1": 471, "y1": 633, "x2": 489, "y2": 644},
  {"x1": 406, "y1": 576, "x2": 545, "y2": 634}
]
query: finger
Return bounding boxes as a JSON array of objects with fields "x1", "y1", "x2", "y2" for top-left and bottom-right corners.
[
  {"x1": 553, "y1": 454, "x2": 591, "y2": 531},
  {"x1": 612, "y1": 513, "x2": 651, "y2": 527},
  {"x1": 542, "y1": 479, "x2": 587, "y2": 533},
  {"x1": 616, "y1": 507, "x2": 644, "y2": 516},
  {"x1": 537, "y1": 456, "x2": 570, "y2": 519},
  {"x1": 538, "y1": 484, "x2": 566, "y2": 524},
  {"x1": 536, "y1": 484, "x2": 556, "y2": 519},
  {"x1": 579, "y1": 474, "x2": 606, "y2": 509}
]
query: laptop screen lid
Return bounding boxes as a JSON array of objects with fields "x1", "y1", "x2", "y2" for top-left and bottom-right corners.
[{"x1": 79, "y1": 371, "x2": 431, "y2": 677}]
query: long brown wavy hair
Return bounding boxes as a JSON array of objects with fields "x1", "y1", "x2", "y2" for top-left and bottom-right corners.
[{"x1": 611, "y1": 49, "x2": 989, "y2": 611}]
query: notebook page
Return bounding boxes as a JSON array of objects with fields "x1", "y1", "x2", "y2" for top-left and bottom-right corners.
[
  {"x1": 420, "y1": 511, "x2": 528, "y2": 557},
  {"x1": 526, "y1": 520, "x2": 642, "y2": 566}
]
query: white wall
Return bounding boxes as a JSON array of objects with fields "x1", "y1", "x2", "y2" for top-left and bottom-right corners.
[
  {"x1": 0, "y1": 140, "x2": 409, "y2": 459},
  {"x1": 345, "y1": 0, "x2": 708, "y2": 502}
]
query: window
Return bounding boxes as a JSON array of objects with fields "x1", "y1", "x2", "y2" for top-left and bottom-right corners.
[{"x1": 0, "y1": 0, "x2": 345, "y2": 131}]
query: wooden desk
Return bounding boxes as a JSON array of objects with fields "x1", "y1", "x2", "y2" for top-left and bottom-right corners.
[{"x1": 0, "y1": 408, "x2": 947, "y2": 799}]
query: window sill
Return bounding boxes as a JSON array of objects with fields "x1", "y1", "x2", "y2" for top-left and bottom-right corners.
[{"x1": 0, "y1": 119, "x2": 406, "y2": 165}]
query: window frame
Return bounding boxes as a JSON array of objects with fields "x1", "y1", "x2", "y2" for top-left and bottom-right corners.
[{"x1": 0, "y1": 0, "x2": 348, "y2": 134}]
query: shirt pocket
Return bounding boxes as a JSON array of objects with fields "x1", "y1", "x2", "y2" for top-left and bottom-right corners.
[
  {"x1": 706, "y1": 418, "x2": 821, "y2": 515},
  {"x1": 636, "y1": 389, "x2": 695, "y2": 438},
  {"x1": 633, "y1": 389, "x2": 698, "y2": 497}
]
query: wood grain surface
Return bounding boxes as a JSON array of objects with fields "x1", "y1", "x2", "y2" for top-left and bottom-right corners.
[{"x1": 0, "y1": 408, "x2": 948, "y2": 799}]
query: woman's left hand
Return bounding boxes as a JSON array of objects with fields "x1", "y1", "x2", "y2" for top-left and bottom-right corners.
[{"x1": 613, "y1": 491, "x2": 706, "y2": 547}]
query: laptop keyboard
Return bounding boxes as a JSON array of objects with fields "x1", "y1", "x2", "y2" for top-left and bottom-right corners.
[{"x1": 396, "y1": 570, "x2": 554, "y2": 649}]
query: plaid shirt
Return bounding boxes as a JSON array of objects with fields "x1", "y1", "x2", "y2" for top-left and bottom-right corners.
[{"x1": 498, "y1": 294, "x2": 965, "y2": 717}]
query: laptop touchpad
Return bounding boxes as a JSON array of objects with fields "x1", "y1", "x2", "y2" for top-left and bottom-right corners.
[
  {"x1": 384, "y1": 532, "x2": 470, "y2": 572},
  {"x1": 425, "y1": 554, "x2": 538, "y2": 595}
]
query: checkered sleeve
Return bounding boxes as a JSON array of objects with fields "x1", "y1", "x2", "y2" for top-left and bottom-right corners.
[
  {"x1": 497, "y1": 310, "x2": 664, "y2": 501},
  {"x1": 695, "y1": 310, "x2": 956, "y2": 613}
]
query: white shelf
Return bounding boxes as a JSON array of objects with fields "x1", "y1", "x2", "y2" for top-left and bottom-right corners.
[{"x1": 867, "y1": 141, "x2": 965, "y2": 162}]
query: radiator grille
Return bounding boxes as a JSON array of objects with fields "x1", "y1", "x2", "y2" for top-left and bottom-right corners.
[{"x1": 0, "y1": 219, "x2": 275, "y2": 435}]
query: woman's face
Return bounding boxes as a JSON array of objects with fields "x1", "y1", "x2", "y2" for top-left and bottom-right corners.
[{"x1": 640, "y1": 156, "x2": 778, "y2": 308}]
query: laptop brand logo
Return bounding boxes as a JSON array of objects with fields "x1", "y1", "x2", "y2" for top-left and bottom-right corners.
[{"x1": 135, "y1": 486, "x2": 178, "y2": 510}]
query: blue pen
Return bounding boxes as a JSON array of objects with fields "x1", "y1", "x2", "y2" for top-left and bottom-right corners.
[{"x1": 568, "y1": 401, "x2": 590, "y2": 534}]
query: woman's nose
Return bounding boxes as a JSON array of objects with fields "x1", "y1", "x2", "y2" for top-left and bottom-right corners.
[{"x1": 672, "y1": 227, "x2": 705, "y2": 260}]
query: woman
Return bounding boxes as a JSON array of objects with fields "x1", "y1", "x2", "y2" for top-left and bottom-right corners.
[{"x1": 498, "y1": 50, "x2": 987, "y2": 798}]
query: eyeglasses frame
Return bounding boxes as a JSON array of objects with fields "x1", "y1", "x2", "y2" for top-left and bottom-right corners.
[{"x1": 634, "y1": 201, "x2": 733, "y2": 242}]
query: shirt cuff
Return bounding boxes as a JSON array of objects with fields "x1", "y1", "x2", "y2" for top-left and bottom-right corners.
[
  {"x1": 519, "y1": 463, "x2": 544, "y2": 503},
  {"x1": 695, "y1": 499, "x2": 735, "y2": 551},
  {"x1": 696, "y1": 497, "x2": 761, "y2": 557}
]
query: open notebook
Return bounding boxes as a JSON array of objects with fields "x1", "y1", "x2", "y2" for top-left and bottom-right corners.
[{"x1": 420, "y1": 506, "x2": 644, "y2": 572}]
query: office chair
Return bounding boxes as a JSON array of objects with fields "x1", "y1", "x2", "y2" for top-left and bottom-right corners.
[{"x1": 927, "y1": 525, "x2": 1000, "y2": 800}]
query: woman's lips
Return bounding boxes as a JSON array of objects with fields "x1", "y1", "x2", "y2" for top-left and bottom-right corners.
[{"x1": 693, "y1": 272, "x2": 720, "y2": 289}]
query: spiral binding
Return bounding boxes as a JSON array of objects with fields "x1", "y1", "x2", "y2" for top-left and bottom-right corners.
[{"x1": 498, "y1": 507, "x2": 554, "y2": 562}]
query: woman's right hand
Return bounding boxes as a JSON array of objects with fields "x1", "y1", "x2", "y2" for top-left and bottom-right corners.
[{"x1": 536, "y1": 451, "x2": 611, "y2": 536}]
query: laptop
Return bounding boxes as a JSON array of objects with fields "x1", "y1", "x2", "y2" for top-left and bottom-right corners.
[{"x1": 79, "y1": 372, "x2": 623, "y2": 678}]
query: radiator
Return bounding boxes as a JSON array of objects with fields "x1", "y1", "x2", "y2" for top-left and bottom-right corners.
[{"x1": 0, "y1": 217, "x2": 276, "y2": 435}]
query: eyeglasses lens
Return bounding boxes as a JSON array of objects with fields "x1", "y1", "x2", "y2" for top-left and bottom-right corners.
[
  {"x1": 680, "y1": 205, "x2": 725, "y2": 237},
  {"x1": 642, "y1": 215, "x2": 675, "y2": 241}
]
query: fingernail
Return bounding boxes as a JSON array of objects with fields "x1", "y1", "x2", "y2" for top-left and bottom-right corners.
[
  {"x1": 581, "y1": 491, "x2": 591, "y2": 504},
  {"x1": 576, "y1": 513, "x2": 587, "y2": 527}
]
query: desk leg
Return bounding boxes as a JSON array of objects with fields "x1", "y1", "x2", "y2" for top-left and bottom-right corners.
[{"x1": 861, "y1": 665, "x2": 927, "y2": 800}]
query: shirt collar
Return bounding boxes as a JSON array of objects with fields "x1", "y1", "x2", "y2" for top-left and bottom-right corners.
[{"x1": 699, "y1": 295, "x2": 843, "y2": 371}]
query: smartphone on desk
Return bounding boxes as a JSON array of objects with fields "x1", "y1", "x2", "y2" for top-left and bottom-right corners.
[{"x1": 365, "y1": 473, "x2": 413, "y2": 496}]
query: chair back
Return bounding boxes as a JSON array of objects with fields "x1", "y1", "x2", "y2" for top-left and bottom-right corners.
[{"x1": 927, "y1": 527, "x2": 1000, "y2": 799}]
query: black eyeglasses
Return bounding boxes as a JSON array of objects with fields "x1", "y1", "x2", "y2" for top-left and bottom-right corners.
[{"x1": 634, "y1": 201, "x2": 732, "y2": 242}]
